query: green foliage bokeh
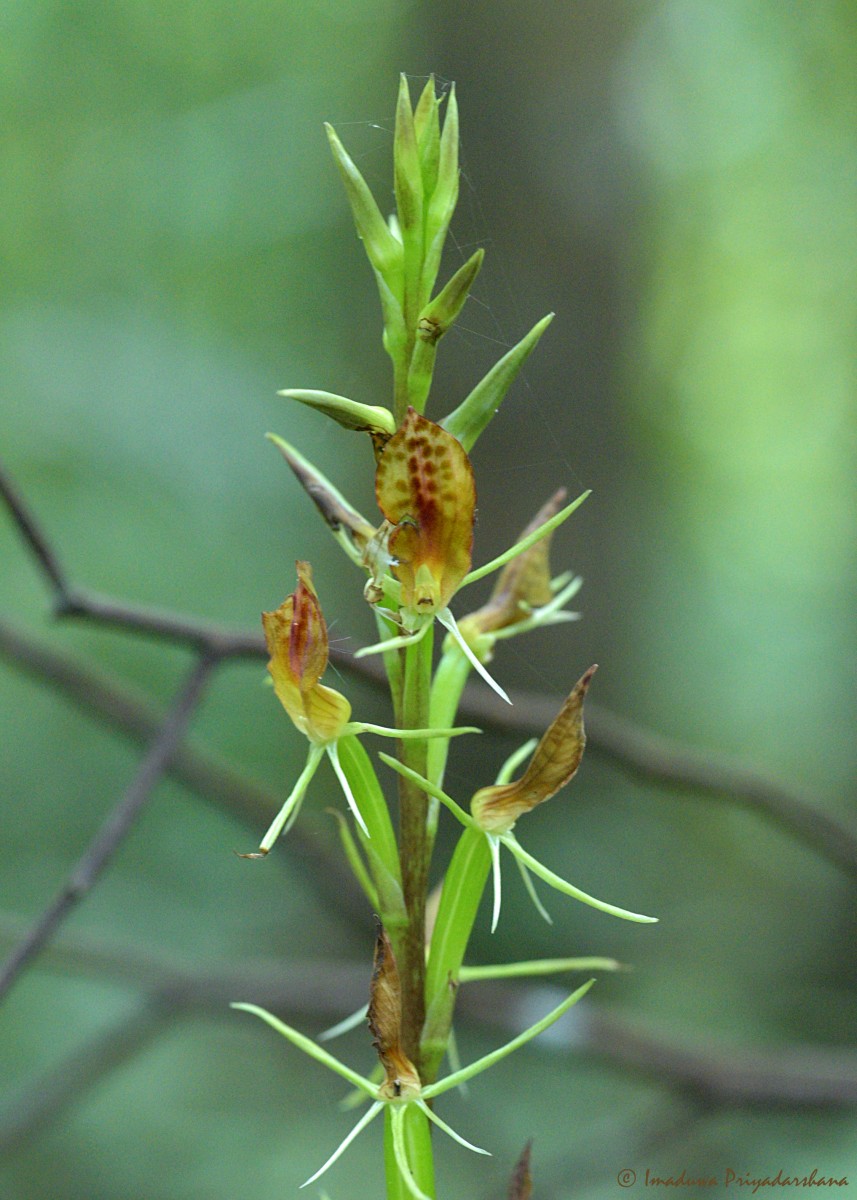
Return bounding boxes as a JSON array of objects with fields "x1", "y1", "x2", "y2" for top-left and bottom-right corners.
[{"x1": 1, "y1": 3, "x2": 855, "y2": 1197}]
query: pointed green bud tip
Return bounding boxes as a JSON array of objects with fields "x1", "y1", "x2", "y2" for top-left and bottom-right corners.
[
  {"x1": 278, "y1": 390, "x2": 395, "y2": 437},
  {"x1": 441, "y1": 312, "x2": 555, "y2": 451},
  {"x1": 325, "y1": 122, "x2": 403, "y2": 289},
  {"x1": 394, "y1": 75, "x2": 423, "y2": 235},
  {"x1": 417, "y1": 249, "x2": 484, "y2": 344}
]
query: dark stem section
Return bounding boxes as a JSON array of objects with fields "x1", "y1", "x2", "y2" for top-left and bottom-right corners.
[{"x1": 395, "y1": 627, "x2": 433, "y2": 1070}]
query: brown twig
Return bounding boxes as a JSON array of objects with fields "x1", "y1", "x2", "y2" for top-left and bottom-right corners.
[
  {"x1": 0, "y1": 460, "x2": 264, "y2": 660},
  {"x1": 1, "y1": 940, "x2": 855, "y2": 1154},
  {"x1": 0, "y1": 654, "x2": 215, "y2": 1004},
  {"x1": 0, "y1": 619, "x2": 361, "y2": 915},
  {"x1": 5, "y1": 457, "x2": 856, "y2": 883},
  {"x1": 445, "y1": 684, "x2": 857, "y2": 881}
]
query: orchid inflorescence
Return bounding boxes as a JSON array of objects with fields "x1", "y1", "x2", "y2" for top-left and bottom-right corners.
[{"x1": 235, "y1": 75, "x2": 656, "y2": 1198}]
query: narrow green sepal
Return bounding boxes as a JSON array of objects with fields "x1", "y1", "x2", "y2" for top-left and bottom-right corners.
[
  {"x1": 231, "y1": 1003, "x2": 377, "y2": 1096},
  {"x1": 278, "y1": 390, "x2": 395, "y2": 436},
  {"x1": 413, "y1": 76, "x2": 441, "y2": 198},
  {"x1": 422, "y1": 979, "x2": 596, "y2": 1099},
  {"x1": 394, "y1": 74, "x2": 423, "y2": 237},
  {"x1": 459, "y1": 957, "x2": 623, "y2": 982},
  {"x1": 441, "y1": 313, "x2": 554, "y2": 451},
  {"x1": 325, "y1": 122, "x2": 404, "y2": 298},
  {"x1": 378, "y1": 752, "x2": 477, "y2": 831},
  {"x1": 462, "y1": 490, "x2": 590, "y2": 588},
  {"x1": 422, "y1": 84, "x2": 459, "y2": 298}
]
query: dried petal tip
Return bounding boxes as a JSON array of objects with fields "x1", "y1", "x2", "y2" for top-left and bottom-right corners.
[
  {"x1": 471, "y1": 665, "x2": 597, "y2": 833},
  {"x1": 508, "y1": 1140, "x2": 534, "y2": 1200},
  {"x1": 368, "y1": 921, "x2": 421, "y2": 1101}
]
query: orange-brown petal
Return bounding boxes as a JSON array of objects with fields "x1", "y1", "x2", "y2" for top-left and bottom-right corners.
[
  {"x1": 375, "y1": 407, "x2": 475, "y2": 613},
  {"x1": 471, "y1": 665, "x2": 597, "y2": 833}
]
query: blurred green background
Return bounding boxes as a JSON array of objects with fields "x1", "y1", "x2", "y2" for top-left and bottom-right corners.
[{"x1": 2, "y1": 2, "x2": 856, "y2": 1197}]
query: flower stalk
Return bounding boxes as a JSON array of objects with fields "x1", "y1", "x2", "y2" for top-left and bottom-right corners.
[{"x1": 234, "y1": 76, "x2": 656, "y2": 1198}]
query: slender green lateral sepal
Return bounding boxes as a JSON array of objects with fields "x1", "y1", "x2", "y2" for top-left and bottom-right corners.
[
  {"x1": 501, "y1": 831, "x2": 659, "y2": 924},
  {"x1": 325, "y1": 121, "x2": 404, "y2": 298},
  {"x1": 462, "y1": 490, "x2": 591, "y2": 588},
  {"x1": 230, "y1": 1003, "x2": 377, "y2": 1096},
  {"x1": 348, "y1": 722, "x2": 480, "y2": 740},
  {"x1": 378, "y1": 753, "x2": 477, "y2": 831},
  {"x1": 413, "y1": 76, "x2": 441, "y2": 197},
  {"x1": 237, "y1": 745, "x2": 324, "y2": 857},
  {"x1": 422, "y1": 979, "x2": 596, "y2": 1099},
  {"x1": 442, "y1": 313, "x2": 554, "y2": 450},
  {"x1": 459, "y1": 957, "x2": 623, "y2": 982}
]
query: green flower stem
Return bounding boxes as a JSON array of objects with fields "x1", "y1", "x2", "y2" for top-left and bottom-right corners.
[
  {"x1": 336, "y1": 736, "x2": 407, "y2": 943},
  {"x1": 376, "y1": 608, "x2": 404, "y2": 724},
  {"x1": 397, "y1": 624, "x2": 434, "y2": 1069},
  {"x1": 384, "y1": 1104, "x2": 436, "y2": 1200},
  {"x1": 425, "y1": 641, "x2": 472, "y2": 844},
  {"x1": 421, "y1": 826, "x2": 491, "y2": 1083}
]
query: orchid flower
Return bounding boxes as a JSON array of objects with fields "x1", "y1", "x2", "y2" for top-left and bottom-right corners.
[
  {"x1": 233, "y1": 922, "x2": 595, "y2": 1200},
  {"x1": 242, "y1": 561, "x2": 477, "y2": 856},
  {"x1": 381, "y1": 667, "x2": 658, "y2": 931},
  {"x1": 267, "y1": 412, "x2": 589, "y2": 708}
]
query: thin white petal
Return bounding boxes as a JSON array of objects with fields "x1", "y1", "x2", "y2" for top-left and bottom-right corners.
[
  {"x1": 437, "y1": 608, "x2": 511, "y2": 705},
  {"x1": 300, "y1": 1102, "x2": 383, "y2": 1187},
  {"x1": 415, "y1": 1099, "x2": 490, "y2": 1155},
  {"x1": 327, "y1": 742, "x2": 370, "y2": 837},
  {"x1": 488, "y1": 834, "x2": 503, "y2": 933},
  {"x1": 514, "y1": 853, "x2": 553, "y2": 925},
  {"x1": 317, "y1": 1004, "x2": 369, "y2": 1043},
  {"x1": 230, "y1": 1004, "x2": 376, "y2": 1095},
  {"x1": 423, "y1": 979, "x2": 596, "y2": 1099}
]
